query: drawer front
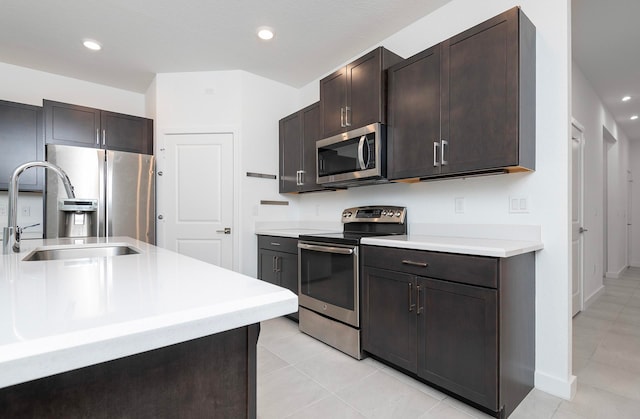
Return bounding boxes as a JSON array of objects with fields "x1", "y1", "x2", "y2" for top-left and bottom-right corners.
[
  {"x1": 362, "y1": 245, "x2": 498, "y2": 289},
  {"x1": 258, "y1": 235, "x2": 298, "y2": 254}
]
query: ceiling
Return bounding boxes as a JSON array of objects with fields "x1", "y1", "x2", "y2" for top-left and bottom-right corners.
[
  {"x1": 572, "y1": 0, "x2": 640, "y2": 141},
  {"x1": 2, "y1": 1, "x2": 636, "y2": 141},
  {"x1": 0, "y1": 0, "x2": 451, "y2": 92}
]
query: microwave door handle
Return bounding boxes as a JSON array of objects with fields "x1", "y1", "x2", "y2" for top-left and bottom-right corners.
[{"x1": 357, "y1": 135, "x2": 367, "y2": 170}]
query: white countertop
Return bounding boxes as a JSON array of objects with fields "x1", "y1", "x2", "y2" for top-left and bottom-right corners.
[
  {"x1": 0, "y1": 236, "x2": 297, "y2": 389},
  {"x1": 255, "y1": 228, "x2": 340, "y2": 238},
  {"x1": 361, "y1": 234, "x2": 543, "y2": 258}
]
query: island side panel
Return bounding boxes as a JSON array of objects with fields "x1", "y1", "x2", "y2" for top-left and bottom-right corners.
[{"x1": 0, "y1": 323, "x2": 260, "y2": 419}]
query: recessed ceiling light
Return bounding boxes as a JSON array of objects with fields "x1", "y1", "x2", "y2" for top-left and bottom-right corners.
[
  {"x1": 256, "y1": 26, "x2": 275, "y2": 41},
  {"x1": 622, "y1": 95, "x2": 631, "y2": 102},
  {"x1": 83, "y1": 39, "x2": 102, "y2": 51},
  {"x1": 631, "y1": 115, "x2": 638, "y2": 120}
]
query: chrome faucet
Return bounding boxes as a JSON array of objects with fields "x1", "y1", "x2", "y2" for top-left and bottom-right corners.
[{"x1": 2, "y1": 161, "x2": 75, "y2": 254}]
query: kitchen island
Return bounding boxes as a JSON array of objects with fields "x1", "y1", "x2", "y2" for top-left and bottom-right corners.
[{"x1": 0, "y1": 236, "x2": 297, "y2": 418}]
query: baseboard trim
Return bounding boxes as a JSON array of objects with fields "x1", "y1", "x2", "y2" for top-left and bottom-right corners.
[
  {"x1": 605, "y1": 265, "x2": 626, "y2": 279},
  {"x1": 535, "y1": 371, "x2": 577, "y2": 400},
  {"x1": 584, "y1": 285, "x2": 605, "y2": 309}
]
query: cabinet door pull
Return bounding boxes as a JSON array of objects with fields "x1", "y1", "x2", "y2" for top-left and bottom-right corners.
[
  {"x1": 340, "y1": 107, "x2": 345, "y2": 127},
  {"x1": 402, "y1": 260, "x2": 429, "y2": 268},
  {"x1": 417, "y1": 285, "x2": 424, "y2": 315},
  {"x1": 441, "y1": 139, "x2": 448, "y2": 166},
  {"x1": 300, "y1": 170, "x2": 305, "y2": 185},
  {"x1": 102, "y1": 129, "x2": 106, "y2": 146},
  {"x1": 96, "y1": 129, "x2": 100, "y2": 145},
  {"x1": 270, "y1": 242, "x2": 281, "y2": 246},
  {"x1": 433, "y1": 142, "x2": 440, "y2": 167},
  {"x1": 272, "y1": 256, "x2": 277, "y2": 272},
  {"x1": 408, "y1": 282, "x2": 415, "y2": 312},
  {"x1": 345, "y1": 106, "x2": 351, "y2": 127},
  {"x1": 275, "y1": 256, "x2": 281, "y2": 273}
]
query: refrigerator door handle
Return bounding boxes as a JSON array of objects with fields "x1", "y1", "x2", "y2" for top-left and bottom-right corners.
[{"x1": 105, "y1": 150, "x2": 112, "y2": 238}]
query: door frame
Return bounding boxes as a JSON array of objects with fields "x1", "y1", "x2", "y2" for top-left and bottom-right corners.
[
  {"x1": 156, "y1": 125, "x2": 241, "y2": 272},
  {"x1": 571, "y1": 118, "x2": 585, "y2": 316}
]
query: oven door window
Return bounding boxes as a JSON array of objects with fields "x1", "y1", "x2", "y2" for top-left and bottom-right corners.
[{"x1": 299, "y1": 244, "x2": 356, "y2": 311}]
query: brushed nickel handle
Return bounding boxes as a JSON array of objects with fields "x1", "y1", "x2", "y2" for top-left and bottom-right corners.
[
  {"x1": 417, "y1": 285, "x2": 424, "y2": 315},
  {"x1": 441, "y1": 139, "x2": 448, "y2": 166},
  {"x1": 96, "y1": 129, "x2": 100, "y2": 145},
  {"x1": 102, "y1": 129, "x2": 106, "y2": 146},
  {"x1": 433, "y1": 142, "x2": 440, "y2": 167},
  {"x1": 216, "y1": 227, "x2": 231, "y2": 234},
  {"x1": 345, "y1": 106, "x2": 351, "y2": 127},
  {"x1": 340, "y1": 107, "x2": 345, "y2": 127},
  {"x1": 402, "y1": 260, "x2": 428, "y2": 268},
  {"x1": 408, "y1": 282, "x2": 415, "y2": 312},
  {"x1": 270, "y1": 242, "x2": 281, "y2": 246}
]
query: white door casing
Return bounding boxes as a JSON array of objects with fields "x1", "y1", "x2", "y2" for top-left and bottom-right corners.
[
  {"x1": 571, "y1": 121, "x2": 585, "y2": 316},
  {"x1": 157, "y1": 132, "x2": 234, "y2": 269}
]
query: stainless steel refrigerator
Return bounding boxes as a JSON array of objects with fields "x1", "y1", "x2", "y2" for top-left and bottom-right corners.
[{"x1": 45, "y1": 144, "x2": 155, "y2": 244}]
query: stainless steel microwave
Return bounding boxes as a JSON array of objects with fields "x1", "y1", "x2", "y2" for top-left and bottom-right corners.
[{"x1": 316, "y1": 123, "x2": 386, "y2": 187}]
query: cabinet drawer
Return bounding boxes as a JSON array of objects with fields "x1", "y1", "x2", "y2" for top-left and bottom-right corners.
[
  {"x1": 362, "y1": 246, "x2": 497, "y2": 288},
  {"x1": 258, "y1": 235, "x2": 298, "y2": 254}
]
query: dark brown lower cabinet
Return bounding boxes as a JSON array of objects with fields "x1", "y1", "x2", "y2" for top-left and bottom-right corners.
[
  {"x1": 257, "y1": 235, "x2": 299, "y2": 320},
  {"x1": 0, "y1": 324, "x2": 259, "y2": 419},
  {"x1": 362, "y1": 246, "x2": 534, "y2": 419}
]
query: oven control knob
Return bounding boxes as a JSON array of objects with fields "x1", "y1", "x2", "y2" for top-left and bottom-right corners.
[
  {"x1": 342, "y1": 212, "x2": 347, "y2": 217},
  {"x1": 381, "y1": 210, "x2": 387, "y2": 216},
  {"x1": 347, "y1": 212, "x2": 352, "y2": 217},
  {"x1": 395, "y1": 211, "x2": 402, "y2": 217}
]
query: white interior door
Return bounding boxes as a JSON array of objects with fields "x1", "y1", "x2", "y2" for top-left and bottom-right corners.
[
  {"x1": 157, "y1": 133, "x2": 234, "y2": 269},
  {"x1": 571, "y1": 122, "x2": 585, "y2": 316}
]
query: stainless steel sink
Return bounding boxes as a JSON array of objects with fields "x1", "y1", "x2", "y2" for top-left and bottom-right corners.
[{"x1": 22, "y1": 244, "x2": 140, "y2": 261}]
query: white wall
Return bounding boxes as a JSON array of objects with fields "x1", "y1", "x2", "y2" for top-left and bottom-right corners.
[
  {"x1": 572, "y1": 64, "x2": 631, "y2": 289},
  {"x1": 152, "y1": 70, "x2": 299, "y2": 275},
  {"x1": 0, "y1": 61, "x2": 146, "y2": 116},
  {"x1": 631, "y1": 142, "x2": 640, "y2": 266},
  {"x1": 297, "y1": 0, "x2": 574, "y2": 399}
]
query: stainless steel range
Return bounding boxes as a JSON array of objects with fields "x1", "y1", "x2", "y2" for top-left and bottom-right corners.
[{"x1": 298, "y1": 206, "x2": 407, "y2": 359}]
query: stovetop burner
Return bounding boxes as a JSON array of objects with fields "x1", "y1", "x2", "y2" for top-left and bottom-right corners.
[{"x1": 299, "y1": 206, "x2": 407, "y2": 245}]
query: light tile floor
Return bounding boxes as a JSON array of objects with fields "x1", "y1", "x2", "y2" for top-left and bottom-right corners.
[{"x1": 257, "y1": 267, "x2": 640, "y2": 418}]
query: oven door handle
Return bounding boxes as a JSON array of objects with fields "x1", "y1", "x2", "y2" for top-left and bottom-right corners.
[{"x1": 298, "y1": 242, "x2": 354, "y2": 255}]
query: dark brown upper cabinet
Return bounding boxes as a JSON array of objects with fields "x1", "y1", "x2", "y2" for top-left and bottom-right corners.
[
  {"x1": 387, "y1": 7, "x2": 535, "y2": 181},
  {"x1": 279, "y1": 102, "x2": 326, "y2": 193},
  {"x1": 44, "y1": 100, "x2": 153, "y2": 155},
  {"x1": 319, "y1": 47, "x2": 403, "y2": 138},
  {"x1": 0, "y1": 100, "x2": 44, "y2": 191}
]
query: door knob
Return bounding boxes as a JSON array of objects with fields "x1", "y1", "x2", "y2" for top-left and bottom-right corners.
[
  {"x1": 157, "y1": 171, "x2": 163, "y2": 176},
  {"x1": 579, "y1": 227, "x2": 588, "y2": 233},
  {"x1": 157, "y1": 214, "x2": 164, "y2": 220},
  {"x1": 216, "y1": 227, "x2": 231, "y2": 234}
]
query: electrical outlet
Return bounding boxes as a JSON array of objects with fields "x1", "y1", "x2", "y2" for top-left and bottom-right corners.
[
  {"x1": 454, "y1": 197, "x2": 465, "y2": 214},
  {"x1": 508, "y1": 196, "x2": 529, "y2": 214},
  {"x1": 21, "y1": 206, "x2": 31, "y2": 217}
]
